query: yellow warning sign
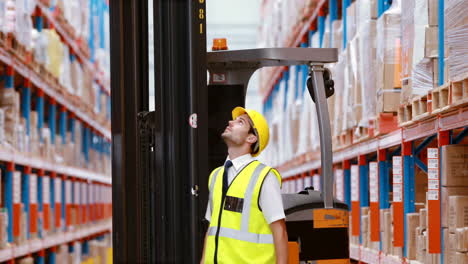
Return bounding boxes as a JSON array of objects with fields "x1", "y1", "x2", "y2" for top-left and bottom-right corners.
[{"x1": 313, "y1": 209, "x2": 349, "y2": 229}]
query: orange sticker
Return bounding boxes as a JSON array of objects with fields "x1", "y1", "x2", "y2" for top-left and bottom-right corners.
[{"x1": 313, "y1": 209, "x2": 349, "y2": 229}]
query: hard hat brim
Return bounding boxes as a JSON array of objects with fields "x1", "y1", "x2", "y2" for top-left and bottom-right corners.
[{"x1": 232, "y1": 106, "x2": 247, "y2": 120}]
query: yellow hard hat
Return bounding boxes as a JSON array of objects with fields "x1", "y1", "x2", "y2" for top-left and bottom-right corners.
[{"x1": 232, "y1": 107, "x2": 269, "y2": 157}]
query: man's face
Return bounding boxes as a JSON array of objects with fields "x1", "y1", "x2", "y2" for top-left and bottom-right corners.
[{"x1": 221, "y1": 114, "x2": 255, "y2": 147}]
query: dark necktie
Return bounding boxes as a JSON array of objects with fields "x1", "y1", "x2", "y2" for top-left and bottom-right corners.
[{"x1": 222, "y1": 160, "x2": 233, "y2": 195}]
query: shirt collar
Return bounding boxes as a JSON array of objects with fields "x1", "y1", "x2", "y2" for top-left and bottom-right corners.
[{"x1": 227, "y1": 153, "x2": 255, "y2": 171}]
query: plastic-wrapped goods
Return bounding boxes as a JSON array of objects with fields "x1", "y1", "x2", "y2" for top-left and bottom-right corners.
[
  {"x1": 400, "y1": 0, "x2": 439, "y2": 103},
  {"x1": 0, "y1": 89, "x2": 20, "y2": 147},
  {"x1": 356, "y1": 0, "x2": 377, "y2": 31},
  {"x1": 14, "y1": 0, "x2": 34, "y2": 49},
  {"x1": 322, "y1": 15, "x2": 331, "y2": 48},
  {"x1": 412, "y1": 58, "x2": 438, "y2": 97},
  {"x1": 310, "y1": 30, "x2": 320, "y2": 48},
  {"x1": 346, "y1": 2, "x2": 357, "y2": 40},
  {"x1": 358, "y1": 20, "x2": 377, "y2": 126},
  {"x1": 445, "y1": 0, "x2": 468, "y2": 81},
  {"x1": 41, "y1": 127, "x2": 52, "y2": 161},
  {"x1": 348, "y1": 36, "x2": 363, "y2": 128},
  {"x1": 342, "y1": 52, "x2": 356, "y2": 131},
  {"x1": 3, "y1": 1, "x2": 15, "y2": 33},
  {"x1": 60, "y1": 45, "x2": 72, "y2": 93},
  {"x1": 71, "y1": 59, "x2": 83, "y2": 96},
  {"x1": 376, "y1": 0, "x2": 402, "y2": 113},
  {"x1": 44, "y1": 29, "x2": 65, "y2": 79},
  {"x1": 400, "y1": 0, "x2": 416, "y2": 84},
  {"x1": 331, "y1": 19, "x2": 343, "y2": 52},
  {"x1": 331, "y1": 57, "x2": 345, "y2": 138}
]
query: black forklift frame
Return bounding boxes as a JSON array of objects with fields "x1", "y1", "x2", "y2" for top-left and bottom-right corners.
[{"x1": 110, "y1": 0, "x2": 208, "y2": 262}]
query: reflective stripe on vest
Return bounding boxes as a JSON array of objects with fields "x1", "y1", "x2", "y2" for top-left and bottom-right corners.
[
  {"x1": 209, "y1": 167, "x2": 222, "y2": 212},
  {"x1": 207, "y1": 226, "x2": 273, "y2": 244},
  {"x1": 209, "y1": 162, "x2": 269, "y2": 242}
]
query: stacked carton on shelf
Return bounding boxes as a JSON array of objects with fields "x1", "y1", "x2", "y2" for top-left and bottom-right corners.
[
  {"x1": 375, "y1": 1, "x2": 402, "y2": 113},
  {"x1": 400, "y1": 0, "x2": 439, "y2": 104}
]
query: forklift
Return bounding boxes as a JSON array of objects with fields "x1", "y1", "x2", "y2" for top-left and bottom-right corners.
[{"x1": 110, "y1": 1, "x2": 349, "y2": 263}]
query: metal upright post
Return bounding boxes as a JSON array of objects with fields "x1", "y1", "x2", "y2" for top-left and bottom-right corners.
[
  {"x1": 403, "y1": 141, "x2": 415, "y2": 257},
  {"x1": 22, "y1": 166, "x2": 31, "y2": 239},
  {"x1": 307, "y1": 63, "x2": 333, "y2": 208},
  {"x1": 343, "y1": 160, "x2": 351, "y2": 209}
]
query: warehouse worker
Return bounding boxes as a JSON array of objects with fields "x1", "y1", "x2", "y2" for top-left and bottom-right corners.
[{"x1": 201, "y1": 107, "x2": 288, "y2": 264}]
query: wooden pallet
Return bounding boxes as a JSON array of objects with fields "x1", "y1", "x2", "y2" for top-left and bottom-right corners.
[
  {"x1": 398, "y1": 94, "x2": 431, "y2": 126},
  {"x1": 353, "y1": 126, "x2": 371, "y2": 143},
  {"x1": 339, "y1": 129, "x2": 354, "y2": 148},
  {"x1": 451, "y1": 72, "x2": 468, "y2": 108},
  {"x1": 431, "y1": 74, "x2": 468, "y2": 114}
]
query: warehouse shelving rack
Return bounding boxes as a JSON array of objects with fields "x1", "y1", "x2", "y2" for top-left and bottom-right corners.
[
  {"x1": 0, "y1": 1, "x2": 113, "y2": 263},
  {"x1": 260, "y1": 0, "x2": 467, "y2": 263}
]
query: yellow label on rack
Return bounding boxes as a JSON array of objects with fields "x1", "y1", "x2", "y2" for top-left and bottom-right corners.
[{"x1": 313, "y1": 209, "x2": 349, "y2": 229}]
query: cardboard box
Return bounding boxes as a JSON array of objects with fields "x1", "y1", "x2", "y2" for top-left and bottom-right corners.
[
  {"x1": 456, "y1": 227, "x2": 468, "y2": 252},
  {"x1": 441, "y1": 145, "x2": 468, "y2": 187},
  {"x1": 428, "y1": 0, "x2": 438, "y2": 26},
  {"x1": 377, "y1": 90, "x2": 401, "y2": 113},
  {"x1": 448, "y1": 196, "x2": 468, "y2": 232},
  {"x1": 406, "y1": 213, "x2": 420, "y2": 260},
  {"x1": 370, "y1": 0, "x2": 378, "y2": 19},
  {"x1": 382, "y1": 210, "x2": 393, "y2": 254},
  {"x1": 444, "y1": 228, "x2": 456, "y2": 264},
  {"x1": 442, "y1": 187, "x2": 468, "y2": 227},
  {"x1": 455, "y1": 252, "x2": 468, "y2": 264},
  {"x1": 419, "y1": 208, "x2": 427, "y2": 230},
  {"x1": 425, "y1": 26, "x2": 439, "y2": 58},
  {"x1": 417, "y1": 234, "x2": 426, "y2": 262}
]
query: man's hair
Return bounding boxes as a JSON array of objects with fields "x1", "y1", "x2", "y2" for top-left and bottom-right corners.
[{"x1": 247, "y1": 118, "x2": 260, "y2": 154}]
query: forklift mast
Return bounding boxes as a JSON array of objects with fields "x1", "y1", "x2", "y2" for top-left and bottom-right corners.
[{"x1": 110, "y1": 0, "x2": 208, "y2": 262}]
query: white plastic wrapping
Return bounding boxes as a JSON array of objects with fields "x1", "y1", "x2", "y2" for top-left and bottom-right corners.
[
  {"x1": 331, "y1": 57, "x2": 345, "y2": 137},
  {"x1": 376, "y1": 0, "x2": 401, "y2": 66},
  {"x1": 412, "y1": 58, "x2": 437, "y2": 95},
  {"x1": 445, "y1": 0, "x2": 468, "y2": 80},
  {"x1": 60, "y1": 45, "x2": 72, "y2": 93},
  {"x1": 358, "y1": 20, "x2": 377, "y2": 125},
  {"x1": 401, "y1": 0, "x2": 438, "y2": 103},
  {"x1": 346, "y1": 2, "x2": 357, "y2": 40},
  {"x1": 375, "y1": 0, "x2": 402, "y2": 113}
]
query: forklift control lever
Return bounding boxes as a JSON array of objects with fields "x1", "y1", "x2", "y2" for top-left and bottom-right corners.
[{"x1": 307, "y1": 67, "x2": 334, "y2": 103}]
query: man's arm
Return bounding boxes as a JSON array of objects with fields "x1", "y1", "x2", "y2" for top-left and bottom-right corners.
[
  {"x1": 270, "y1": 219, "x2": 288, "y2": 264},
  {"x1": 200, "y1": 231, "x2": 208, "y2": 264}
]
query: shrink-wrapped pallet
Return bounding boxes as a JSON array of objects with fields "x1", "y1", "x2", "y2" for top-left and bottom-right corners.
[
  {"x1": 376, "y1": 0, "x2": 402, "y2": 113},
  {"x1": 445, "y1": 0, "x2": 468, "y2": 81},
  {"x1": 358, "y1": 19, "x2": 377, "y2": 126}
]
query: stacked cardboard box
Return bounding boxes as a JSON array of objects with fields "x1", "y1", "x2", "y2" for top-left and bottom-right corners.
[
  {"x1": 440, "y1": 145, "x2": 468, "y2": 227},
  {"x1": 0, "y1": 89, "x2": 20, "y2": 147},
  {"x1": 0, "y1": 209, "x2": 8, "y2": 249},
  {"x1": 381, "y1": 208, "x2": 393, "y2": 254},
  {"x1": 354, "y1": 0, "x2": 379, "y2": 131},
  {"x1": 444, "y1": 197, "x2": 468, "y2": 264},
  {"x1": 376, "y1": 2, "x2": 402, "y2": 113}
]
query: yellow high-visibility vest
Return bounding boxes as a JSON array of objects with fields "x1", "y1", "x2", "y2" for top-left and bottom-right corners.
[{"x1": 204, "y1": 161, "x2": 282, "y2": 264}]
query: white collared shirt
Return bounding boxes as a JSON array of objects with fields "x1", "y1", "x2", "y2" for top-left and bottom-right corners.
[{"x1": 205, "y1": 153, "x2": 285, "y2": 224}]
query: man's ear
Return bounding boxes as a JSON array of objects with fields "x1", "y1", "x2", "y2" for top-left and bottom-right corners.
[{"x1": 246, "y1": 134, "x2": 257, "y2": 145}]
